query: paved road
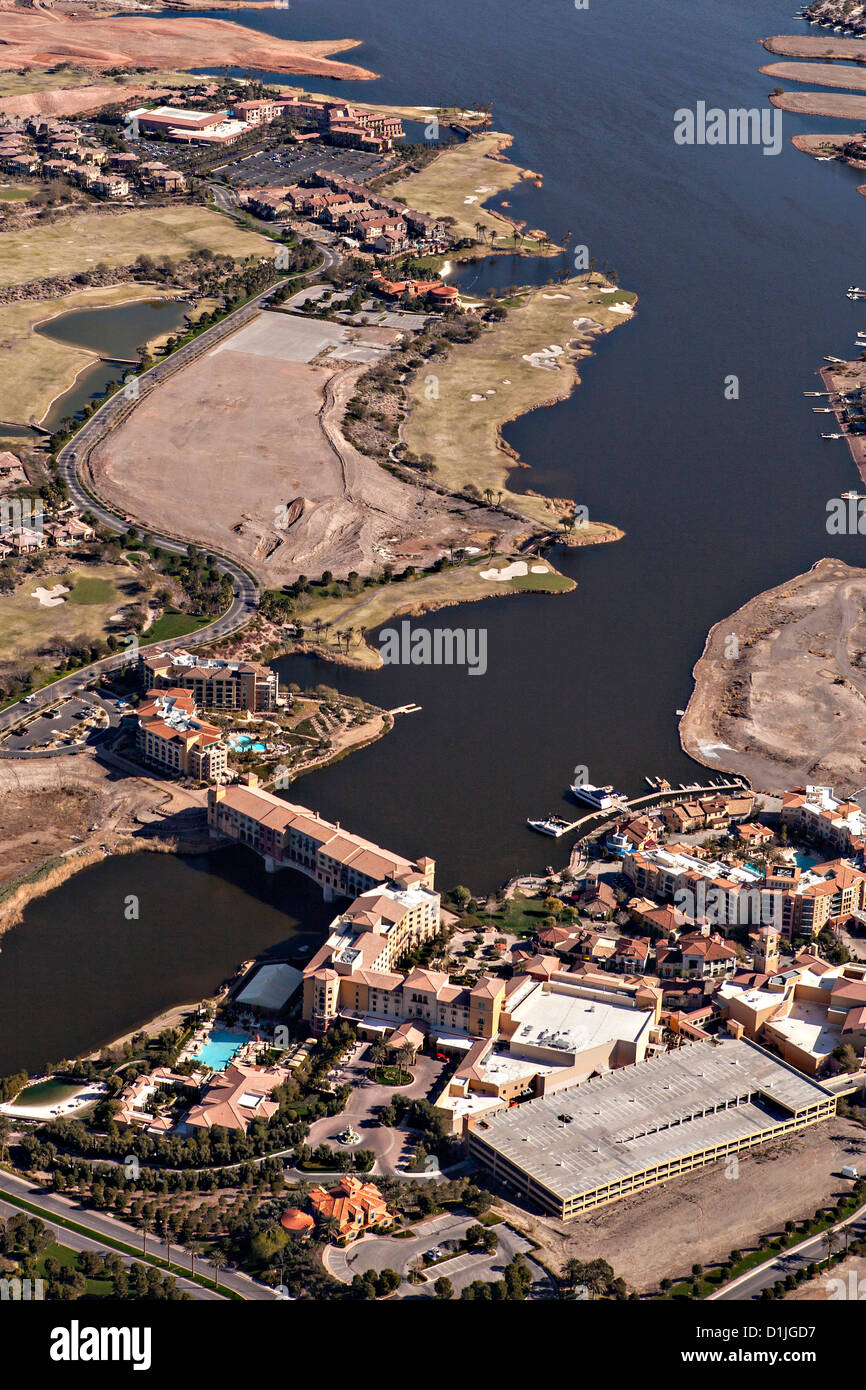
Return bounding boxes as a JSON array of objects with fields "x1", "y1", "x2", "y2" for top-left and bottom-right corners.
[
  {"x1": 0, "y1": 232, "x2": 341, "y2": 739},
  {"x1": 324, "y1": 1211, "x2": 556, "y2": 1299},
  {"x1": 0, "y1": 1196, "x2": 225, "y2": 1301},
  {"x1": 0, "y1": 1169, "x2": 281, "y2": 1301},
  {"x1": 708, "y1": 1205, "x2": 866, "y2": 1301}
]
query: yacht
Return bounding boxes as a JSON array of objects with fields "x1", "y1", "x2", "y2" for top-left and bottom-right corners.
[
  {"x1": 570, "y1": 781, "x2": 626, "y2": 812},
  {"x1": 526, "y1": 814, "x2": 571, "y2": 837}
]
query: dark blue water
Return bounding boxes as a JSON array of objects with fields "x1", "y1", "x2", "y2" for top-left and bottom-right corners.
[{"x1": 6, "y1": 0, "x2": 866, "y2": 1072}]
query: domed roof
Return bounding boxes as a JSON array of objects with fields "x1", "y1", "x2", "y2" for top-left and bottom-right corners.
[{"x1": 280, "y1": 1207, "x2": 315, "y2": 1232}]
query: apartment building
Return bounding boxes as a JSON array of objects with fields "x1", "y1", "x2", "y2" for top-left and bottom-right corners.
[
  {"x1": 763, "y1": 858, "x2": 866, "y2": 939},
  {"x1": 207, "y1": 775, "x2": 435, "y2": 902},
  {"x1": 719, "y1": 956, "x2": 866, "y2": 1074},
  {"x1": 780, "y1": 786, "x2": 866, "y2": 857},
  {"x1": 138, "y1": 649, "x2": 278, "y2": 712},
  {"x1": 623, "y1": 845, "x2": 767, "y2": 928},
  {"x1": 136, "y1": 688, "x2": 227, "y2": 782}
]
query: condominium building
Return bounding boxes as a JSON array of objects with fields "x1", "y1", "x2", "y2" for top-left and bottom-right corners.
[
  {"x1": 780, "y1": 786, "x2": 866, "y2": 857},
  {"x1": 207, "y1": 774, "x2": 435, "y2": 901},
  {"x1": 139, "y1": 649, "x2": 278, "y2": 712},
  {"x1": 136, "y1": 688, "x2": 227, "y2": 782},
  {"x1": 623, "y1": 845, "x2": 767, "y2": 928}
]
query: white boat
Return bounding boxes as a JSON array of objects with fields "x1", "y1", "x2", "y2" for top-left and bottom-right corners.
[
  {"x1": 825, "y1": 355, "x2": 845, "y2": 364},
  {"x1": 526, "y1": 814, "x2": 571, "y2": 837},
  {"x1": 822, "y1": 432, "x2": 844, "y2": 439},
  {"x1": 571, "y1": 781, "x2": 626, "y2": 812}
]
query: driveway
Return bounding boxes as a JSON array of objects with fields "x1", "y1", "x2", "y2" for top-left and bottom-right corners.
[
  {"x1": 324, "y1": 1212, "x2": 557, "y2": 1299},
  {"x1": 305, "y1": 1044, "x2": 445, "y2": 1175}
]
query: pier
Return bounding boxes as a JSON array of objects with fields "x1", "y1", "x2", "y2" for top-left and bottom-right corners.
[{"x1": 555, "y1": 776, "x2": 750, "y2": 872}]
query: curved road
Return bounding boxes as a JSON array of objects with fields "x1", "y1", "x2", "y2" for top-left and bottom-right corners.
[
  {"x1": 0, "y1": 1168, "x2": 281, "y2": 1301},
  {"x1": 0, "y1": 232, "x2": 340, "y2": 736}
]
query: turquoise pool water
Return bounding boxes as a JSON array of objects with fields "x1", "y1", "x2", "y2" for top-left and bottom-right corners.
[
  {"x1": 194, "y1": 1028, "x2": 247, "y2": 1071},
  {"x1": 229, "y1": 735, "x2": 267, "y2": 752}
]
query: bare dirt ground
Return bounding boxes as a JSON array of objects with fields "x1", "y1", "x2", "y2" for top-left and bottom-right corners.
[
  {"x1": 0, "y1": 84, "x2": 176, "y2": 120},
  {"x1": 770, "y1": 90, "x2": 866, "y2": 120},
  {"x1": 762, "y1": 34, "x2": 866, "y2": 60},
  {"x1": 88, "y1": 311, "x2": 531, "y2": 583},
  {"x1": 760, "y1": 61, "x2": 866, "y2": 92},
  {"x1": 0, "y1": 751, "x2": 203, "y2": 900},
  {"x1": 493, "y1": 1116, "x2": 866, "y2": 1293},
  {"x1": 680, "y1": 558, "x2": 866, "y2": 795},
  {"x1": 786, "y1": 1251, "x2": 866, "y2": 1300},
  {"x1": 0, "y1": 10, "x2": 376, "y2": 81}
]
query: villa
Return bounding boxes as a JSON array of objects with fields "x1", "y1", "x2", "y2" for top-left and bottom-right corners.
[
  {"x1": 308, "y1": 1176, "x2": 392, "y2": 1237},
  {"x1": 181, "y1": 1061, "x2": 292, "y2": 1134}
]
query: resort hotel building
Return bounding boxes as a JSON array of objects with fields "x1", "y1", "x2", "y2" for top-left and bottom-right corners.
[
  {"x1": 139, "y1": 649, "x2": 278, "y2": 713},
  {"x1": 136, "y1": 689, "x2": 227, "y2": 782},
  {"x1": 207, "y1": 775, "x2": 435, "y2": 899}
]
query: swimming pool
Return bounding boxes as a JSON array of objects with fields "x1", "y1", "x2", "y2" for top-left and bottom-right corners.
[
  {"x1": 228, "y1": 735, "x2": 267, "y2": 752},
  {"x1": 194, "y1": 1028, "x2": 248, "y2": 1071}
]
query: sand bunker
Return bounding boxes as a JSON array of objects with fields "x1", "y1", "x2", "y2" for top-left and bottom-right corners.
[
  {"x1": 480, "y1": 560, "x2": 550, "y2": 581},
  {"x1": 607, "y1": 303, "x2": 634, "y2": 315},
  {"x1": 31, "y1": 585, "x2": 69, "y2": 607},
  {"x1": 523, "y1": 344, "x2": 564, "y2": 369}
]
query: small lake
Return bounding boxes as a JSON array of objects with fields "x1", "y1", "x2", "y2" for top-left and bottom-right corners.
[
  {"x1": 0, "y1": 847, "x2": 334, "y2": 1076},
  {"x1": 35, "y1": 297, "x2": 192, "y2": 432}
]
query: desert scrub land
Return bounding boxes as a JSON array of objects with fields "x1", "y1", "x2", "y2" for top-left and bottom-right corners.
[
  {"x1": 293, "y1": 553, "x2": 575, "y2": 669},
  {"x1": 0, "y1": 285, "x2": 182, "y2": 426},
  {"x1": 402, "y1": 275, "x2": 637, "y2": 527},
  {"x1": 388, "y1": 131, "x2": 549, "y2": 249},
  {"x1": 0, "y1": 206, "x2": 273, "y2": 289}
]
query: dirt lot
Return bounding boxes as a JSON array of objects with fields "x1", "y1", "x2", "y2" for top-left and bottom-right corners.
[
  {"x1": 680, "y1": 557, "x2": 866, "y2": 795},
  {"x1": 0, "y1": 750, "x2": 203, "y2": 903},
  {"x1": 494, "y1": 1116, "x2": 866, "y2": 1294},
  {"x1": 89, "y1": 310, "x2": 531, "y2": 583},
  {"x1": 0, "y1": 9, "x2": 376, "y2": 81}
]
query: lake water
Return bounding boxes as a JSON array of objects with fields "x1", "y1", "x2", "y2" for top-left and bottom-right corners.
[
  {"x1": 4, "y1": 0, "x2": 864, "y2": 1071},
  {"x1": 35, "y1": 297, "x2": 191, "y2": 431}
]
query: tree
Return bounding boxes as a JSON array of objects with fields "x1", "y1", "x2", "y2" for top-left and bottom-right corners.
[
  {"x1": 434, "y1": 1275, "x2": 453, "y2": 1299},
  {"x1": 211, "y1": 1250, "x2": 226, "y2": 1289}
]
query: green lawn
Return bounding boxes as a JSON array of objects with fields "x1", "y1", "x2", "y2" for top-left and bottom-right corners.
[
  {"x1": 146, "y1": 610, "x2": 209, "y2": 642},
  {"x1": 490, "y1": 892, "x2": 549, "y2": 937},
  {"x1": 0, "y1": 184, "x2": 37, "y2": 203},
  {"x1": 68, "y1": 576, "x2": 116, "y2": 605},
  {"x1": 0, "y1": 207, "x2": 273, "y2": 289},
  {"x1": 36, "y1": 1241, "x2": 114, "y2": 1298}
]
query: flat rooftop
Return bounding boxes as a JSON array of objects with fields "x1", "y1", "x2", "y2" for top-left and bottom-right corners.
[
  {"x1": 509, "y1": 984, "x2": 651, "y2": 1055},
  {"x1": 765, "y1": 1003, "x2": 841, "y2": 1059},
  {"x1": 471, "y1": 1038, "x2": 832, "y2": 1204}
]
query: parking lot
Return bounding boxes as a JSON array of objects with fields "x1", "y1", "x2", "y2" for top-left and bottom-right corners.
[
  {"x1": 216, "y1": 140, "x2": 391, "y2": 189},
  {"x1": 324, "y1": 1212, "x2": 557, "y2": 1298},
  {"x1": 4, "y1": 696, "x2": 105, "y2": 751}
]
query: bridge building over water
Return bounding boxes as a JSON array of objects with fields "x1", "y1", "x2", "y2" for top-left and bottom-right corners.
[{"x1": 207, "y1": 773, "x2": 434, "y2": 901}]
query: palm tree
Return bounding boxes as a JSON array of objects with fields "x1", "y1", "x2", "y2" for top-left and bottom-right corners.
[
  {"x1": 823, "y1": 1228, "x2": 839, "y2": 1265},
  {"x1": 140, "y1": 1216, "x2": 153, "y2": 1258},
  {"x1": 321, "y1": 1216, "x2": 342, "y2": 1244},
  {"x1": 211, "y1": 1250, "x2": 226, "y2": 1289},
  {"x1": 396, "y1": 1044, "x2": 414, "y2": 1085}
]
